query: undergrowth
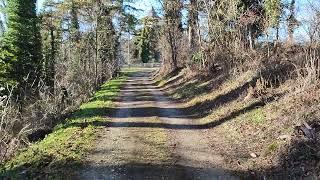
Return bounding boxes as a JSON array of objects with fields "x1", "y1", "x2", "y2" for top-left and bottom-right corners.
[{"x1": 0, "y1": 70, "x2": 132, "y2": 179}]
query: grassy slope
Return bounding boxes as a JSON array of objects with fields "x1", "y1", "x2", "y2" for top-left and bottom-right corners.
[
  {"x1": 0, "y1": 70, "x2": 132, "y2": 179},
  {"x1": 157, "y1": 68, "x2": 320, "y2": 177}
]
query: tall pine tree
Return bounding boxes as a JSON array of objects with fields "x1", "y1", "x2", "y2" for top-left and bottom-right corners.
[{"x1": 0, "y1": 0, "x2": 42, "y2": 96}]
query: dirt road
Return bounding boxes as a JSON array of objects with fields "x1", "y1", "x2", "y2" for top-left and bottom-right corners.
[{"x1": 76, "y1": 68, "x2": 239, "y2": 180}]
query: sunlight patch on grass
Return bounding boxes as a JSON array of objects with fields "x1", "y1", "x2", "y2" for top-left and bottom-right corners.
[
  {"x1": 173, "y1": 84, "x2": 199, "y2": 99},
  {"x1": 185, "y1": 70, "x2": 255, "y2": 107},
  {"x1": 157, "y1": 79, "x2": 166, "y2": 87},
  {"x1": 247, "y1": 109, "x2": 266, "y2": 124}
]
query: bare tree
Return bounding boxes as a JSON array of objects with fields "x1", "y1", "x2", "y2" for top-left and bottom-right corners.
[
  {"x1": 188, "y1": 0, "x2": 199, "y2": 57},
  {"x1": 162, "y1": 0, "x2": 183, "y2": 71}
]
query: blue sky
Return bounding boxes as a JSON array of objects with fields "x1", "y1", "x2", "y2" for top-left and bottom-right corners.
[
  {"x1": 37, "y1": 0, "x2": 44, "y2": 9},
  {"x1": 36, "y1": 0, "x2": 318, "y2": 41},
  {"x1": 37, "y1": 0, "x2": 161, "y2": 18}
]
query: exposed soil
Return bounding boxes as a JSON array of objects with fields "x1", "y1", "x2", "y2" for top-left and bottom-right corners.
[{"x1": 75, "y1": 69, "x2": 239, "y2": 179}]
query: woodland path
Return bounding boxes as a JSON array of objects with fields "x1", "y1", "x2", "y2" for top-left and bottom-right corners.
[{"x1": 76, "y1": 68, "x2": 239, "y2": 180}]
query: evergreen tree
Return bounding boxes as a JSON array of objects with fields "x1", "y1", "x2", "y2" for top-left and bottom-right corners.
[
  {"x1": 41, "y1": 0, "x2": 62, "y2": 93},
  {"x1": 0, "y1": 19, "x2": 4, "y2": 35},
  {"x1": 264, "y1": 0, "x2": 282, "y2": 41},
  {"x1": 96, "y1": 1, "x2": 118, "y2": 81},
  {"x1": 0, "y1": 0, "x2": 5, "y2": 36},
  {"x1": 0, "y1": 0, "x2": 42, "y2": 96},
  {"x1": 137, "y1": 24, "x2": 151, "y2": 63},
  {"x1": 70, "y1": 0, "x2": 80, "y2": 42},
  {"x1": 135, "y1": 13, "x2": 159, "y2": 64}
]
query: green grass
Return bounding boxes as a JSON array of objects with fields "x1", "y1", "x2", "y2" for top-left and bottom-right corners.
[
  {"x1": 265, "y1": 142, "x2": 279, "y2": 155},
  {"x1": 0, "y1": 72, "x2": 129, "y2": 179},
  {"x1": 172, "y1": 80, "x2": 204, "y2": 99},
  {"x1": 247, "y1": 108, "x2": 266, "y2": 124}
]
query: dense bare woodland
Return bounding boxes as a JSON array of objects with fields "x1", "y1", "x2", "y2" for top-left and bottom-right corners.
[{"x1": 0, "y1": 0, "x2": 320, "y2": 179}]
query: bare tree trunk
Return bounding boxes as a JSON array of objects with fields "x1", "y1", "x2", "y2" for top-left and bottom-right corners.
[
  {"x1": 188, "y1": 0, "x2": 199, "y2": 57},
  {"x1": 95, "y1": 6, "x2": 99, "y2": 88},
  {"x1": 128, "y1": 33, "x2": 130, "y2": 65},
  {"x1": 248, "y1": 28, "x2": 254, "y2": 50},
  {"x1": 163, "y1": 0, "x2": 182, "y2": 71},
  {"x1": 48, "y1": 26, "x2": 55, "y2": 94},
  {"x1": 287, "y1": 0, "x2": 297, "y2": 46}
]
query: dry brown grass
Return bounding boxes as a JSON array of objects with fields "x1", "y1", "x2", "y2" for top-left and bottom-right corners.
[{"x1": 156, "y1": 45, "x2": 320, "y2": 177}]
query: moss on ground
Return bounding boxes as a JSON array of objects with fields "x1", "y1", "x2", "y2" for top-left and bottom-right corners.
[
  {"x1": 265, "y1": 142, "x2": 279, "y2": 155},
  {"x1": 247, "y1": 108, "x2": 266, "y2": 124},
  {"x1": 0, "y1": 70, "x2": 133, "y2": 179}
]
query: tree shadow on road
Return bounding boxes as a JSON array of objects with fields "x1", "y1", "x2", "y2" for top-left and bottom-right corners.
[
  {"x1": 2, "y1": 137, "x2": 313, "y2": 179},
  {"x1": 63, "y1": 96, "x2": 277, "y2": 130},
  {"x1": 74, "y1": 163, "x2": 240, "y2": 180},
  {"x1": 1, "y1": 162, "x2": 242, "y2": 179}
]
